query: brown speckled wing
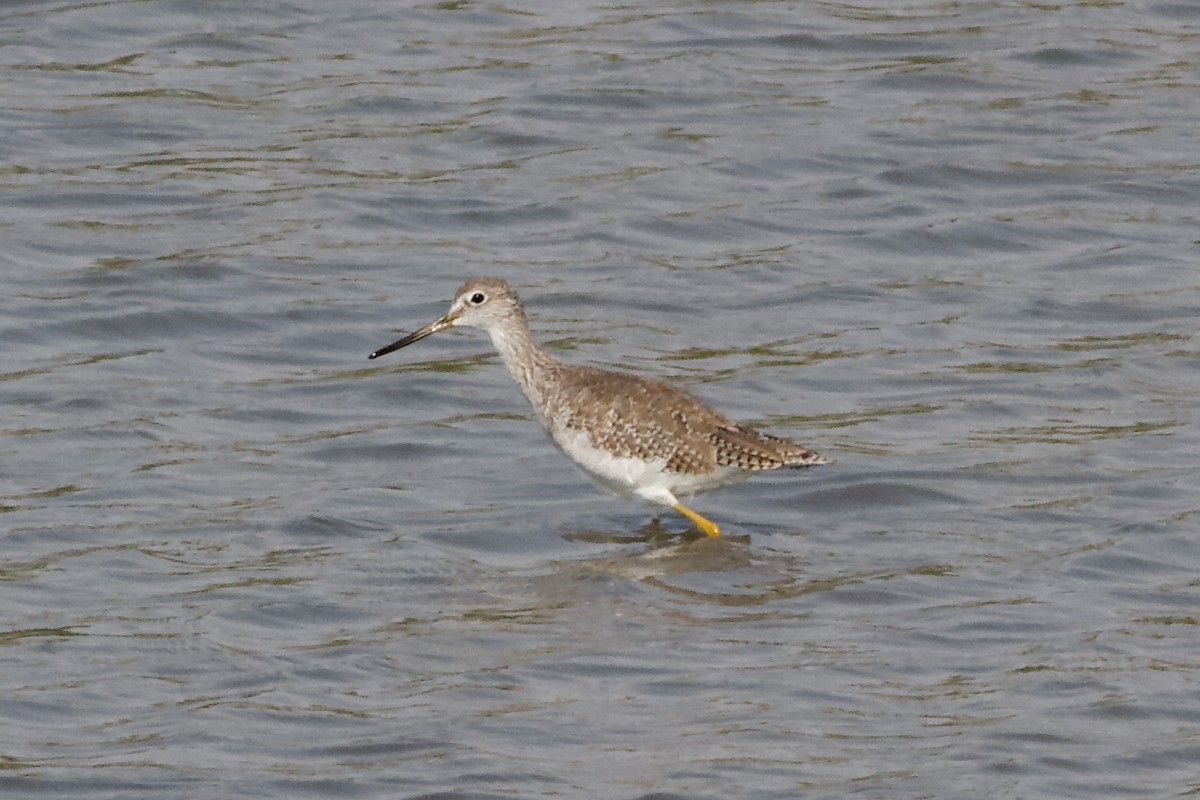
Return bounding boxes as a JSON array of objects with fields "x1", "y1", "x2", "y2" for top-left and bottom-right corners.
[
  {"x1": 710, "y1": 424, "x2": 826, "y2": 470},
  {"x1": 547, "y1": 366, "x2": 822, "y2": 476}
]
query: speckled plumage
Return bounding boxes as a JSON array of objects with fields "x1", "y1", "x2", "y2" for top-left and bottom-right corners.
[
  {"x1": 533, "y1": 365, "x2": 824, "y2": 475},
  {"x1": 369, "y1": 277, "x2": 830, "y2": 536}
]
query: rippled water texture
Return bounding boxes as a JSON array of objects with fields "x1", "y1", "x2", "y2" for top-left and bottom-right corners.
[{"x1": 3, "y1": 1, "x2": 1199, "y2": 797}]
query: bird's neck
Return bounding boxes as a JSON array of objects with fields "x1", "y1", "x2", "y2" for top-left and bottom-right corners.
[{"x1": 485, "y1": 313, "x2": 560, "y2": 409}]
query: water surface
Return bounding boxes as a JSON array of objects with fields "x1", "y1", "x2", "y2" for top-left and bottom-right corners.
[{"x1": 2, "y1": 1, "x2": 1199, "y2": 798}]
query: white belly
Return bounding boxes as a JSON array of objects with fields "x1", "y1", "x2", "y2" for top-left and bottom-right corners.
[{"x1": 548, "y1": 426, "x2": 751, "y2": 508}]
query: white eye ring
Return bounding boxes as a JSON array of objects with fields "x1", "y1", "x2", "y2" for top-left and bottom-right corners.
[{"x1": 469, "y1": 292, "x2": 486, "y2": 305}]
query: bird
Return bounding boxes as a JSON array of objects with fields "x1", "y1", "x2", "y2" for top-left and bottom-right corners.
[{"x1": 368, "y1": 277, "x2": 830, "y2": 537}]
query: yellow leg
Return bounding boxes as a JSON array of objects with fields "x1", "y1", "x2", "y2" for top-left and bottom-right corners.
[{"x1": 672, "y1": 503, "x2": 721, "y2": 538}]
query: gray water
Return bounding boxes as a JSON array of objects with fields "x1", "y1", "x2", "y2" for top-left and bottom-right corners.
[{"x1": 3, "y1": 1, "x2": 1199, "y2": 797}]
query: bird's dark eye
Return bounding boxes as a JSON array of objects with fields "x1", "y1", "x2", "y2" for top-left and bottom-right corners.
[{"x1": 470, "y1": 292, "x2": 486, "y2": 305}]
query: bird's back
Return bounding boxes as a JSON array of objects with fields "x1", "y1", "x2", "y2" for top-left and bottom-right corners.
[{"x1": 535, "y1": 364, "x2": 826, "y2": 477}]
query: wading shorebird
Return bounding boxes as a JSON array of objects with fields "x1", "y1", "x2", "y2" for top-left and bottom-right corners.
[{"x1": 369, "y1": 277, "x2": 830, "y2": 537}]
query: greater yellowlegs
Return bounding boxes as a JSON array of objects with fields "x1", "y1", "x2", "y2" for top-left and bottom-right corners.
[{"x1": 369, "y1": 277, "x2": 830, "y2": 537}]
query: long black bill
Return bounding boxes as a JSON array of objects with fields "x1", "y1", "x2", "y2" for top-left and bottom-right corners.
[{"x1": 368, "y1": 315, "x2": 453, "y2": 359}]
